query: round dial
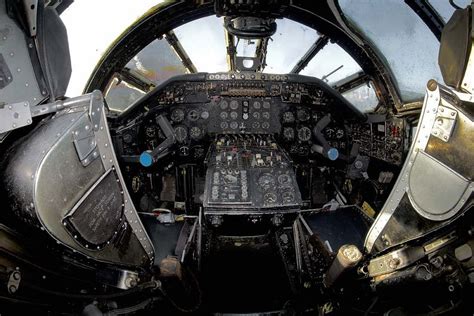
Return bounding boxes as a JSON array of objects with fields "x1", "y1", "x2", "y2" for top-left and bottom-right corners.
[
  {"x1": 263, "y1": 101, "x2": 271, "y2": 109},
  {"x1": 190, "y1": 126, "x2": 202, "y2": 140},
  {"x1": 336, "y1": 128, "x2": 345, "y2": 139},
  {"x1": 258, "y1": 173, "x2": 276, "y2": 189},
  {"x1": 262, "y1": 122, "x2": 270, "y2": 129},
  {"x1": 123, "y1": 133, "x2": 133, "y2": 144},
  {"x1": 325, "y1": 128, "x2": 335, "y2": 139},
  {"x1": 174, "y1": 126, "x2": 188, "y2": 143},
  {"x1": 220, "y1": 112, "x2": 228, "y2": 120},
  {"x1": 145, "y1": 126, "x2": 156, "y2": 138},
  {"x1": 188, "y1": 109, "x2": 200, "y2": 121},
  {"x1": 282, "y1": 111, "x2": 295, "y2": 123},
  {"x1": 297, "y1": 126, "x2": 312, "y2": 142},
  {"x1": 264, "y1": 192, "x2": 278, "y2": 204},
  {"x1": 296, "y1": 108, "x2": 310, "y2": 122},
  {"x1": 253, "y1": 112, "x2": 261, "y2": 120},
  {"x1": 252, "y1": 122, "x2": 260, "y2": 129},
  {"x1": 170, "y1": 108, "x2": 185, "y2": 123},
  {"x1": 230, "y1": 111, "x2": 238, "y2": 120},
  {"x1": 253, "y1": 101, "x2": 261, "y2": 109},
  {"x1": 278, "y1": 174, "x2": 292, "y2": 186},
  {"x1": 201, "y1": 111, "x2": 210, "y2": 120},
  {"x1": 283, "y1": 127, "x2": 295, "y2": 141},
  {"x1": 262, "y1": 112, "x2": 270, "y2": 120},
  {"x1": 230, "y1": 100, "x2": 239, "y2": 110},
  {"x1": 220, "y1": 100, "x2": 229, "y2": 110},
  {"x1": 230, "y1": 121, "x2": 239, "y2": 129},
  {"x1": 282, "y1": 191, "x2": 295, "y2": 203},
  {"x1": 220, "y1": 122, "x2": 229, "y2": 129}
]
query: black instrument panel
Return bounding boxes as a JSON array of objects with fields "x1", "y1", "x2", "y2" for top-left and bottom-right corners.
[
  {"x1": 113, "y1": 73, "x2": 365, "y2": 160},
  {"x1": 112, "y1": 72, "x2": 403, "y2": 165}
]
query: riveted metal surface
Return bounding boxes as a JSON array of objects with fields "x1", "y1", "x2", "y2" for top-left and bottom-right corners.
[
  {"x1": 4, "y1": 93, "x2": 154, "y2": 266},
  {"x1": 365, "y1": 84, "x2": 473, "y2": 253},
  {"x1": 364, "y1": 86, "x2": 441, "y2": 252},
  {"x1": 91, "y1": 90, "x2": 155, "y2": 260},
  {"x1": 0, "y1": 4, "x2": 44, "y2": 105}
]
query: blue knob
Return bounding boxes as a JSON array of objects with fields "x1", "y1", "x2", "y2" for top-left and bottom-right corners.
[
  {"x1": 327, "y1": 148, "x2": 339, "y2": 161},
  {"x1": 140, "y1": 151, "x2": 154, "y2": 167}
]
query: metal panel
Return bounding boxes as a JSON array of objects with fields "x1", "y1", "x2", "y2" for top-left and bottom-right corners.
[
  {"x1": 0, "y1": 3, "x2": 45, "y2": 105},
  {"x1": 365, "y1": 83, "x2": 473, "y2": 253},
  {"x1": 408, "y1": 151, "x2": 470, "y2": 221},
  {"x1": 4, "y1": 92, "x2": 154, "y2": 266}
]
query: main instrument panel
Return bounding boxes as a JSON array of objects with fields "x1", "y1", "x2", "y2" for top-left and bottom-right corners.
[
  {"x1": 115, "y1": 72, "x2": 370, "y2": 159},
  {"x1": 111, "y1": 72, "x2": 406, "y2": 221}
]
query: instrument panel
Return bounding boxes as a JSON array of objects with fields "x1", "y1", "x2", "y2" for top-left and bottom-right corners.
[{"x1": 113, "y1": 72, "x2": 404, "y2": 166}]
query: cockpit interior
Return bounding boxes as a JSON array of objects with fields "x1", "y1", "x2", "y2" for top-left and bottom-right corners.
[{"x1": 0, "y1": 0, "x2": 473, "y2": 315}]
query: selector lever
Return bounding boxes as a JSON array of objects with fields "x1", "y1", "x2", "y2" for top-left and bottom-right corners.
[
  {"x1": 139, "y1": 115, "x2": 176, "y2": 167},
  {"x1": 312, "y1": 115, "x2": 339, "y2": 161}
]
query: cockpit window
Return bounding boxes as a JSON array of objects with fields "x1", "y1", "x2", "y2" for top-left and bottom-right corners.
[
  {"x1": 339, "y1": 0, "x2": 445, "y2": 102},
  {"x1": 104, "y1": 38, "x2": 188, "y2": 113},
  {"x1": 104, "y1": 14, "x2": 377, "y2": 114},
  {"x1": 342, "y1": 81, "x2": 379, "y2": 113},
  {"x1": 300, "y1": 42, "x2": 363, "y2": 85},
  {"x1": 264, "y1": 19, "x2": 319, "y2": 73},
  {"x1": 173, "y1": 16, "x2": 228, "y2": 72},
  {"x1": 429, "y1": 0, "x2": 471, "y2": 22}
]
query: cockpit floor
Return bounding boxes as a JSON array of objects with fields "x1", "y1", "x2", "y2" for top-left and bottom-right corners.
[{"x1": 201, "y1": 245, "x2": 293, "y2": 313}]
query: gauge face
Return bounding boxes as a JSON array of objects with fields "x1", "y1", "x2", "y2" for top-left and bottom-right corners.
[
  {"x1": 188, "y1": 109, "x2": 200, "y2": 121},
  {"x1": 296, "y1": 108, "x2": 310, "y2": 122},
  {"x1": 282, "y1": 190, "x2": 295, "y2": 203},
  {"x1": 230, "y1": 100, "x2": 239, "y2": 110},
  {"x1": 297, "y1": 126, "x2": 312, "y2": 142},
  {"x1": 145, "y1": 126, "x2": 156, "y2": 138},
  {"x1": 264, "y1": 192, "x2": 277, "y2": 204},
  {"x1": 262, "y1": 112, "x2": 270, "y2": 120},
  {"x1": 220, "y1": 122, "x2": 229, "y2": 129},
  {"x1": 220, "y1": 100, "x2": 229, "y2": 110},
  {"x1": 263, "y1": 101, "x2": 271, "y2": 109},
  {"x1": 230, "y1": 121, "x2": 239, "y2": 129},
  {"x1": 201, "y1": 111, "x2": 210, "y2": 120},
  {"x1": 220, "y1": 112, "x2": 228, "y2": 120},
  {"x1": 262, "y1": 122, "x2": 270, "y2": 129},
  {"x1": 123, "y1": 133, "x2": 133, "y2": 144},
  {"x1": 230, "y1": 111, "x2": 238, "y2": 120},
  {"x1": 252, "y1": 122, "x2": 260, "y2": 129},
  {"x1": 278, "y1": 174, "x2": 292, "y2": 186},
  {"x1": 282, "y1": 111, "x2": 295, "y2": 123},
  {"x1": 325, "y1": 128, "x2": 335, "y2": 139},
  {"x1": 174, "y1": 126, "x2": 188, "y2": 143},
  {"x1": 253, "y1": 101, "x2": 261, "y2": 109},
  {"x1": 253, "y1": 112, "x2": 261, "y2": 120},
  {"x1": 298, "y1": 145, "x2": 310, "y2": 156},
  {"x1": 179, "y1": 146, "x2": 189, "y2": 156},
  {"x1": 283, "y1": 127, "x2": 295, "y2": 141},
  {"x1": 171, "y1": 108, "x2": 185, "y2": 123},
  {"x1": 258, "y1": 173, "x2": 276, "y2": 189},
  {"x1": 336, "y1": 128, "x2": 345, "y2": 139},
  {"x1": 190, "y1": 126, "x2": 202, "y2": 140}
]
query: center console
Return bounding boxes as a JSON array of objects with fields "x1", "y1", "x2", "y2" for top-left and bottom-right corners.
[{"x1": 203, "y1": 135, "x2": 302, "y2": 221}]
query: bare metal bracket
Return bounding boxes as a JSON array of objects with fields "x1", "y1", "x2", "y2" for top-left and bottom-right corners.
[
  {"x1": 22, "y1": 0, "x2": 38, "y2": 37},
  {"x1": 430, "y1": 105, "x2": 457, "y2": 142},
  {"x1": 0, "y1": 91, "x2": 105, "y2": 167},
  {"x1": 0, "y1": 101, "x2": 32, "y2": 133}
]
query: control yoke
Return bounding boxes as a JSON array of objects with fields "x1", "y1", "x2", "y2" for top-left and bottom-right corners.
[{"x1": 139, "y1": 115, "x2": 176, "y2": 167}]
